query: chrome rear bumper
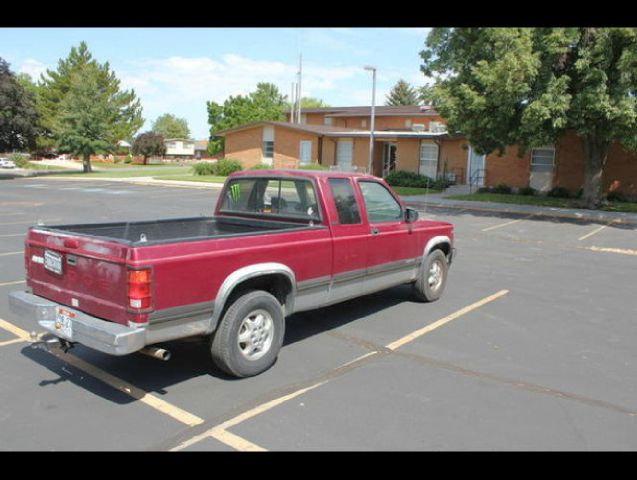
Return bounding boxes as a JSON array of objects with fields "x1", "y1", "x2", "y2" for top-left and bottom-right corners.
[{"x1": 8, "y1": 291, "x2": 146, "y2": 356}]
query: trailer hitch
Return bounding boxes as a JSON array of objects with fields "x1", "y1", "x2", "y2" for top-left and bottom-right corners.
[{"x1": 30, "y1": 332, "x2": 75, "y2": 353}]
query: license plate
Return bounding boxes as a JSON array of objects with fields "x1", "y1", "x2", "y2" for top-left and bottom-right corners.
[
  {"x1": 55, "y1": 307, "x2": 74, "y2": 339},
  {"x1": 44, "y1": 249, "x2": 63, "y2": 275}
]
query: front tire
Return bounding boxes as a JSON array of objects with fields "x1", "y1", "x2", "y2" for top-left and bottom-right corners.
[
  {"x1": 210, "y1": 290, "x2": 285, "y2": 378},
  {"x1": 414, "y1": 249, "x2": 448, "y2": 302}
]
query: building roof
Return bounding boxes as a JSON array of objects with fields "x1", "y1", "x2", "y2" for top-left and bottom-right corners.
[
  {"x1": 214, "y1": 120, "x2": 447, "y2": 139},
  {"x1": 214, "y1": 121, "x2": 365, "y2": 137},
  {"x1": 164, "y1": 138, "x2": 194, "y2": 142},
  {"x1": 292, "y1": 105, "x2": 439, "y2": 117}
]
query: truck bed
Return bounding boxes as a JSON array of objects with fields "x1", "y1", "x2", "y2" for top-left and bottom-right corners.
[{"x1": 40, "y1": 216, "x2": 318, "y2": 246}]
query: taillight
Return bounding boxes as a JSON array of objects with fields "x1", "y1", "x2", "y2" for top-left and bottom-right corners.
[{"x1": 127, "y1": 267, "x2": 153, "y2": 311}]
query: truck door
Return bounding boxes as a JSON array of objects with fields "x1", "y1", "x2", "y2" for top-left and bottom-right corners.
[
  {"x1": 323, "y1": 177, "x2": 369, "y2": 304},
  {"x1": 357, "y1": 180, "x2": 420, "y2": 293}
]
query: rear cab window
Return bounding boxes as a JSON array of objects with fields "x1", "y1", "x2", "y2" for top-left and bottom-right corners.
[{"x1": 220, "y1": 177, "x2": 321, "y2": 223}]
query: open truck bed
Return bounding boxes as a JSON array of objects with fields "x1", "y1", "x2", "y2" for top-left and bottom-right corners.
[{"x1": 38, "y1": 215, "x2": 316, "y2": 246}]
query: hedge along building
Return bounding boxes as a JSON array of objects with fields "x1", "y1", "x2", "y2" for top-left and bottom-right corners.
[{"x1": 214, "y1": 105, "x2": 637, "y2": 197}]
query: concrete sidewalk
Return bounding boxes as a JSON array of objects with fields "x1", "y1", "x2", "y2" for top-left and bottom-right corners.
[{"x1": 403, "y1": 193, "x2": 637, "y2": 225}]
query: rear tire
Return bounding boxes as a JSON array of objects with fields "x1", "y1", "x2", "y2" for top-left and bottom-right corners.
[
  {"x1": 414, "y1": 249, "x2": 448, "y2": 302},
  {"x1": 210, "y1": 290, "x2": 285, "y2": 378}
]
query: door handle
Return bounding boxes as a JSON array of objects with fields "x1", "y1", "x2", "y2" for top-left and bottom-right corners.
[{"x1": 371, "y1": 227, "x2": 380, "y2": 236}]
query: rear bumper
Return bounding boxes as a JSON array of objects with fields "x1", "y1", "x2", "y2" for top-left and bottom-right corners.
[{"x1": 8, "y1": 291, "x2": 146, "y2": 356}]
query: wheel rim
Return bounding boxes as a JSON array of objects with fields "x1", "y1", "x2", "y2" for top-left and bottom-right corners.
[
  {"x1": 427, "y1": 260, "x2": 444, "y2": 291},
  {"x1": 237, "y1": 309, "x2": 274, "y2": 361}
]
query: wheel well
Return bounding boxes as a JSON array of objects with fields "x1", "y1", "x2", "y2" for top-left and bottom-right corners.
[
  {"x1": 226, "y1": 273, "x2": 293, "y2": 310},
  {"x1": 430, "y1": 242, "x2": 450, "y2": 257}
]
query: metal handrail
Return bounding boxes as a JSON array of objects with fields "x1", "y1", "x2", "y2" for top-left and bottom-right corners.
[{"x1": 469, "y1": 168, "x2": 486, "y2": 193}]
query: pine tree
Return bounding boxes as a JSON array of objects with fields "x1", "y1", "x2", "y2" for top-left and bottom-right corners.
[{"x1": 386, "y1": 80, "x2": 419, "y2": 106}]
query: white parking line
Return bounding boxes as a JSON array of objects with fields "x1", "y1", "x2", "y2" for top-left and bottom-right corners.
[
  {"x1": 578, "y1": 220, "x2": 619, "y2": 241},
  {"x1": 0, "y1": 251, "x2": 23, "y2": 257},
  {"x1": 0, "y1": 280, "x2": 25, "y2": 287}
]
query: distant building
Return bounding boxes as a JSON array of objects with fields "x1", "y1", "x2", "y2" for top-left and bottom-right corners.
[
  {"x1": 194, "y1": 140, "x2": 209, "y2": 159},
  {"x1": 213, "y1": 105, "x2": 637, "y2": 196},
  {"x1": 164, "y1": 138, "x2": 195, "y2": 158}
]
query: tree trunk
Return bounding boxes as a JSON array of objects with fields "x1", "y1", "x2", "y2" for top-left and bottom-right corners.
[
  {"x1": 581, "y1": 137, "x2": 609, "y2": 209},
  {"x1": 143, "y1": 155, "x2": 148, "y2": 165},
  {"x1": 82, "y1": 153, "x2": 92, "y2": 173}
]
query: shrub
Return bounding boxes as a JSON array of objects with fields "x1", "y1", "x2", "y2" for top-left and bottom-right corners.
[
  {"x1": 215, "y1": 158, "x2": 243, "y2": 176},
  {"x1": 298, "y1": 163, "x2": 329, "y2": 171},
  {"x1": 249, "y1": 163, "x2": 272, "y2": 170},
  {"x1": 491, "y1": 183, "x2": 512, "y2": 194},
  {"x1": 9, "y1": 153, "x2": 29, "y2": 168},
  {"x1": 606, "y1": 191, "x2": 627, "y2": 203},
  {"x1": 478, "y1": 186, "x2": 493, "y2": 193},
  {"x1": 518, "y1": 186, "x2": 537, "y2": 196},
  {"x1": 192, "y1": 162, "x2": 217, "y2": 176},
  {"x1": 385, "y1": 170, "x2": 435, "y2": 189},
  {"x1": 547, "y1": 186, "x2": 572, "y2": 198}
]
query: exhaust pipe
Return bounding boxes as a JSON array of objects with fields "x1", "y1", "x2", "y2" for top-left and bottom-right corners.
[{"x1": 139, "y1": 346, "x2": 171, "y2": 361}]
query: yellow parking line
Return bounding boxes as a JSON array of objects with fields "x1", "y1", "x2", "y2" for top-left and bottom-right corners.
[
  {"x1": 0, "y1": 338, "x2": 26, "y2": 347},
  {"x1": 0, "y1": 212, "x2": 25, "y2": 218},
  {"x1": 171, "y1": 381, "x2": 325, "y2": 451},
  {"x1": 0, "y1": 280, "x2": 25, "y2": 287},
  {"x1": 0, "y1": 316, "x2": 261, "y2": 451},
  {"x1": 0, "y1": 318, "x2": 31, "y2": 341},
  {"x1": 482, "y1": 216, "x2": 532, "y2": 232},
  {"x1": 585, "y1": 246, "x2": 637, "y2": 256},
  {"x1": 0, "y1": 233, "x2": 25, "y2": 238},
  {"x1": 0, "y1": 251, "x2": 23, "y2": 257},
  {"x1": 385, "y1": 290, "x2": 510, "y2": 351}
]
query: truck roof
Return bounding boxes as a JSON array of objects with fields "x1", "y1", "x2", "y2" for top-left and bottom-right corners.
[{"x1": 228, "y1": 169, "x2": 379, "y2": 181}]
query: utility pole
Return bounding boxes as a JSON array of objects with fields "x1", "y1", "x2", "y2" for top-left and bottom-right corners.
[
  {"x1": 364, "y1": 65, "x2": 377, "y2": 175},
  {"x1": 296, "y1": 52, "x2": 303, "y2": 124}
]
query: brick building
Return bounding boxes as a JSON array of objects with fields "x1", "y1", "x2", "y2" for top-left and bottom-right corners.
[{"x1": 214, "y1": 105, "x2": 637, "y2": 196}]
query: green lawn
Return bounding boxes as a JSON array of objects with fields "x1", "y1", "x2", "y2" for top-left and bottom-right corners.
[
  {"x1": 50, "y1": 166, "x2": 192, "y2": 178},
  {"x1": 447, "y1": 192, "x2": 637, "y2": 213},
  {"x1": 153, "y1": 174, "x2": 228, "y2": 184},
  {"x1": 392, "y1": 186, "x2": 442, "y2": 196},
  {"x1": 25, "y1": 162, "x2": 74, "y2": 171}
]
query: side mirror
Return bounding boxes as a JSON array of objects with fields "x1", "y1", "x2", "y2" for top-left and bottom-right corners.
[{"x1": 404, "y1": 208, "x2": 419, "y2": 223}]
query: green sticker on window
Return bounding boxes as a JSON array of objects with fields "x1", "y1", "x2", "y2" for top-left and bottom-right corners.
[{"x1": 230, "y1": 183, "x2": 241, "y2": 202}]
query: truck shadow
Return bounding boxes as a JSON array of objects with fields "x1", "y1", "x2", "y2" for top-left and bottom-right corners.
[{"x1": 20, "y1": 284, "x2": 415, "y2": 404}]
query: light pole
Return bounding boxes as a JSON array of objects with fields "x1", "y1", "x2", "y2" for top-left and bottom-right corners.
[{"x1": 364, "y1": 65, "x2": 376, "y2": 175}]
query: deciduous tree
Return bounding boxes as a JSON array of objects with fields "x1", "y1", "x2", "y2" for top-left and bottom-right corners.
[
  {"x1": 207, "y1": 82, "x2": 287, "y2": 154},
  {"x1": 421, "y1": 27, "x2": 637, "y2": 208},
  {"x1": 0, "y1": 58, "x2": 38, "y2": 151},
  {"x1": 132, "y1": 131, "x2": 166, "y2": 165},
  {"x1": 152, "y1": 113, "x2": 190, "y2": 139}
]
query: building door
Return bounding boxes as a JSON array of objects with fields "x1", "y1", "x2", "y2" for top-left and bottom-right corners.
[
  {"x1": 299, "y1": 140, "x2": 312, "y2": 165},
  {"x1": 336, "y1": 140, "x2": 353, "y2": 170},
  {"x1": 529, "y1": 147, "x2": 555, "y2": 192},
  {"x1": 467, "y1": 146, "x2": 486, "y2": 186},
  {"x1": 382, "y1": 143, "x2": 397, "y2": 177}
]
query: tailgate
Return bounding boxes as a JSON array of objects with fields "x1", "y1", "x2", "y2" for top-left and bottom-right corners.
[{"x1": 25, "y1": 227, "x2": 131, "y2": 326}]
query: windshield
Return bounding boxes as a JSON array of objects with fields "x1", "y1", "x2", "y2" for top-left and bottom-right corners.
[{"x1": 220, "y1": 177, "x2": 321, "y2": 223}]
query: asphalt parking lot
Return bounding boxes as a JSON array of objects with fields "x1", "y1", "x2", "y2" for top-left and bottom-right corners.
[{"x1": 1, "y1": 177, "x2": 636, "y2": 451}]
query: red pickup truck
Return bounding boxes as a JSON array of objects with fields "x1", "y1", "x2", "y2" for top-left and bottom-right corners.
[{"x1": 10, "y1": 170, "x2": 454, "y2": 377}]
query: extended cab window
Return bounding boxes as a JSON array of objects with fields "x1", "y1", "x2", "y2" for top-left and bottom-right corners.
[
  {"x1": 328, "y1": 178, "x2": 361, "y2": 224},
  {"x1": 221, "y1": 177, "x2": 321, "y2": 222},
  {"x1": 358, "y1": 181, "x2": 402, "y2": 223}
]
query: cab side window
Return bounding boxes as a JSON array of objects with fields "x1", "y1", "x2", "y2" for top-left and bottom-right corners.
[{"x1": 358, "y1": 181, "x2": 402, "y2": 223}]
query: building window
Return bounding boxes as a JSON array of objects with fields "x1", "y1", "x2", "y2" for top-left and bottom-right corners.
[
  {"x1": 361, "y1": 119, "x2": 367, "y2": 128},
  {"x1": 405, "y1": 119, "x2": 412, "y2": 128},
  {"x1": 531, "y1": 147, "x2": 555, "y2": 167},
  {"x1": 262, "y1": 141, "x2": 274, "y2": 158},
  {"x1": 324, "y1": 117, "x2": 333, "y2": 126},
  {"x1": 419, "y1": 143, "x2": 439, "y2": 179}
]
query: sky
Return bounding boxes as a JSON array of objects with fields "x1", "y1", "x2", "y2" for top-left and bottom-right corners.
[{"x1": 0, "y1": 28, "x2": 432, "y2": 140}]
